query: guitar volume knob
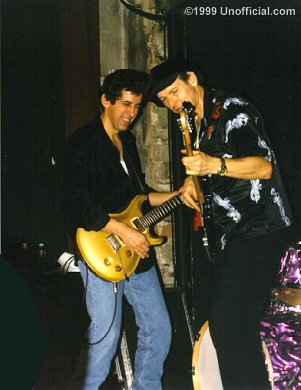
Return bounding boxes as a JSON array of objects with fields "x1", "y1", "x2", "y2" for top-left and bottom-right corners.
[{"x1": 104, "y1": 257, "x2": 113, "y2": 266}]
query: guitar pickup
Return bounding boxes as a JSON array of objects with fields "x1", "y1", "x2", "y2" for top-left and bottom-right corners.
[
  {"x1": 131, "y1": 218, "x2": 146, "y2": 233},
  {"x1": 107, "y1": 234, "x2": 123, "y2": 252}
]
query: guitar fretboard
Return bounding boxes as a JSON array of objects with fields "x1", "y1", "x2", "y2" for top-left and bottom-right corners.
[{"x1": 139, "y1": 194, "x2": 183, "y2": 229}]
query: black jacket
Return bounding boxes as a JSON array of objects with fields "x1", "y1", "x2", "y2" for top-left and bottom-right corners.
[{"x1": 63, "y1": 116, "x2": 156, "y2": 273}]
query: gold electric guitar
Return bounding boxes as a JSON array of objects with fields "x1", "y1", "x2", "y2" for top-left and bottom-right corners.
[{"x1": 76, "y1": 193, "x2": 183, "y2": 282}]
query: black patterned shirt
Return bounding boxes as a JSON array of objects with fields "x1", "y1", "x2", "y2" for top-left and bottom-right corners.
[{"x1": 199, "y1": 89, "x2": 292, "y2": 251}]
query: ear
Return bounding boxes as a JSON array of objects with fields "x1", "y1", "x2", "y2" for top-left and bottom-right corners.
[
  {"x1": 187, "y1": 71, "x2": 198, "y2": 87},
  {"x1": 101, "y1": 94, "x2": 110, "y2": 108}
]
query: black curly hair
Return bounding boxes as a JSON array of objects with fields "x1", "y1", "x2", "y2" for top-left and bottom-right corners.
[{"x1": 99, "y1": 69, "x2": 149, "y2": 107}]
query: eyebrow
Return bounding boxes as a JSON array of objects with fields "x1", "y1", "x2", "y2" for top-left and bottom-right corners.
[
  {"x1": 121, "y1": 99, "x2": 141, "y2": 107},
  {"x1": 121, "y1": 99, "x2": 137, "y2": 104},
  {"x1": 158, "y1": 86, "x2": 178, "y2": 100}
]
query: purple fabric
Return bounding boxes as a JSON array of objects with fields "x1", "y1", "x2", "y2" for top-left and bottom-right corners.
[
  {"x1": 260, "y1": 246, "x2": 301, "y2": 389},
  {"x1": 260, "y1": 300, "x2": 301, "y2": 389},
  {"x1": 276, "y1": 247, "x2": 301, "y2": 287}
]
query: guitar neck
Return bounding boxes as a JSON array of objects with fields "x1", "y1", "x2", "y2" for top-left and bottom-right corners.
[
  {"x1": 184, "y1": 135, "x2": 204, "y2": 205},
  {"x1": 139, "y1": 194, "x2": 183, "y2": 229},
  {"x1": 178, "y1": 102, "x2": 215, "y2": 256},
  {"x1": 191, "y1": 176, "x2": 204, "y2": 204}
]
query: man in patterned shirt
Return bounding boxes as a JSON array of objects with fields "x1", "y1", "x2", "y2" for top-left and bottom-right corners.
[{"x1": 145, "y1": 59, "x2": 293, "y2": 390}]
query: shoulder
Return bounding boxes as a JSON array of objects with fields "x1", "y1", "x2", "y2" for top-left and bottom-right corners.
[
  {"x1": 210, "y1": 90, "x2": 262, "y2": 122},
  {"x1": 63, "y1": 120, "x2": 102, "y2": 168},
  {"x1": 65, "y1": 121, "x2": 97, "y2": 147},
  {"x1": 64, "y1": 119, "x2": 103, "y2": 158},
  {"x1": 211, "y1": 90, "x2": 248, "y2": 110}
]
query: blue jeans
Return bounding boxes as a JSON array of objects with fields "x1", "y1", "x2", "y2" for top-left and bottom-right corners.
[{"x1": 68, "y1": 263, "x2": 172, "y2": 390}]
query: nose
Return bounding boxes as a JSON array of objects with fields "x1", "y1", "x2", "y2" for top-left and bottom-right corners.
[
  {"x1": 166, "y1": 96, "x2": 180, "y2": 112},
  {"x1": 127, "y1": 105, "x2": 137, "y2": 118}
]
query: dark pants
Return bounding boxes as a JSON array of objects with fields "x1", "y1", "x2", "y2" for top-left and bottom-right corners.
[{"x1": 209, "y1": 229, "x2": 289, "y2": 390}]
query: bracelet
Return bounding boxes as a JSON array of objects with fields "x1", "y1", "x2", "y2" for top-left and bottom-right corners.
[{"x1": 217, "y1": 157, "x2": 227, "y2": 176}]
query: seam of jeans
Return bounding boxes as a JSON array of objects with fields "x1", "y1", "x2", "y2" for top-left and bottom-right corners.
[{"x1": 126, "y1": 276, "x2": 151, "y2": 389}]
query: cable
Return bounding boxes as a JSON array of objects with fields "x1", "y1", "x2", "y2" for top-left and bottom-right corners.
[
  {"x1": 82, "y1": 264, "x2": 119, "y2": 346},
  {"x1": 200, "y1": 229, "x2": 216, "y2": 266},
  {"x1": 119, "y1": 0, "x2": 167, "y2": 22},
  {"x1": 118, "y1": 250, "x2": 130, "y2": 281},
  {"x1": 204, "y1": 244, "x2": 216, "y2": 266},
  {"x1": 86, "y1": 288, "x2": 118, "y2": 345},
  {"x1": 82, "y1": 249, "x2": 131, "y2": 345},
  {"x1": 62, "y1": 255, "x2": 75, "y2": 274}
]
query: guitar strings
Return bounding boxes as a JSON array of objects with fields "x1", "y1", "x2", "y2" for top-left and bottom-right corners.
[{"x1": 140, "y1": 194, "x2": 183, "y2": 229}]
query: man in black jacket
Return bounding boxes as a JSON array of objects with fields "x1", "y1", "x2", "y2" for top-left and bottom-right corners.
[{"x1": 63, "y1": 69, "x2": 181, "y2": 390}]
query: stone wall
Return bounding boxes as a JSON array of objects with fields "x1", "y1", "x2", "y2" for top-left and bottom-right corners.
[
  {"x1": 139, "y1": 1, "x2": 175, "y2": 287},
  {"x1": 99, "y1": 0, "x2": 174, "y2": 286}
]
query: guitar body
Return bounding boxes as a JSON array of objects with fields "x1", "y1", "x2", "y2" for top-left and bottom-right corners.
[{"x1": 76, "y1": 195, "x2": 166, "y2": 282}]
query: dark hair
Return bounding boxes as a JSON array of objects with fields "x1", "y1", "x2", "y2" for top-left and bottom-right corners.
[
  {"x1": 99, "y1": 69, "x2": 149, "y2": 106},
  {"x1": 178, "y1": 71, "x2": 204, "y2": 85}
]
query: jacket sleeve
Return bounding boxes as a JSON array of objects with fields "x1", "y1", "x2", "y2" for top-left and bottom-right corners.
[{"x1": 63, "y1": 145, "x2": 110, "y2": 234}]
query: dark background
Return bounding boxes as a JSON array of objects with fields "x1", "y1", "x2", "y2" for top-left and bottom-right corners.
[{"x1": 2, "y1": 0, "x2": 100, "y2": 263}]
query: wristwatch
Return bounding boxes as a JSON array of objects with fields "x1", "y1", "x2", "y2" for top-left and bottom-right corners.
[{"x1": 217, "y1": 157, "x2": 227, "y2": 176}]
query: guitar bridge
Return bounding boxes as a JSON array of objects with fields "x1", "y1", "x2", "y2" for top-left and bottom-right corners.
[{"x1": 107, "y1": 234, "x2": 123, "y2": 252}]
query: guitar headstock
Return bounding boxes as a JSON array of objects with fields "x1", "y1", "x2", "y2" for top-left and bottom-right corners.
[
  {"x1": 182, "y1": 101, "x2": 196, "y2": 117},
  {"x1": 177, "y1": 101, "x2": 198, "y2": 151}
]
